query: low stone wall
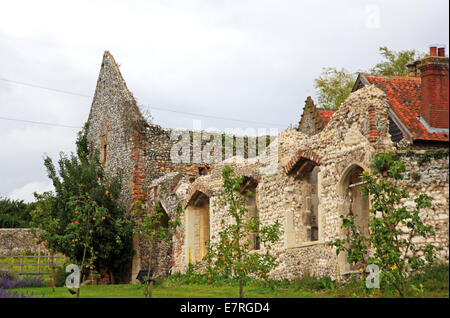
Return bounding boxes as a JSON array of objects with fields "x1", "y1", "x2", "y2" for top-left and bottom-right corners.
[
  {"x1": 270, "y1": 242, "x2": 339, "y2": 281},
  {"x1": 0, "y1": 228, "x2": 47, "y2": 256}
]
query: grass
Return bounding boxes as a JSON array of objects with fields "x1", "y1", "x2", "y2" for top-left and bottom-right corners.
[
  {"x1": 11, "y1": 282, "x2": 318, "y2": 298},
  {"x1": 8, "y1": 264, "x2": 449, "y2": 298},
  {"x1": 10, "y1": 280, "x2": 448, "y2": 298}
]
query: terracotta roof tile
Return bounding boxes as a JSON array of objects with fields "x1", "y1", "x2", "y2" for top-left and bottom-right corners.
[
  {"x1": 316, "y1": 109, "x2": 336, "y2": 126},
  {"x1": 362, "y1": 74, "x2": 448, "y2": 143}
]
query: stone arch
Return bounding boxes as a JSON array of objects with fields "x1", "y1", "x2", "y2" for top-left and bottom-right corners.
[
  {"x1": 184, "y1": 190, "x2": 210, "y2": 264},
  {"x1": 337, "y1": 162, "x2": 370, "y2": 273},
  {"x1": 183, "y1": 184, "x2": 213, "y2": 209}
]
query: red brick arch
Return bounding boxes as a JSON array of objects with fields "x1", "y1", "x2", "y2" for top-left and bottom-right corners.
[{"x1": 284, "y1": 149, "x2": 321, "y2": 175}]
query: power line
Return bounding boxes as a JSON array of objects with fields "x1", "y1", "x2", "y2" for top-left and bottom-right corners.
[
  {"x1": 149, "y1": 106, "x2": 285, "y2": 127},
  {"x1": 0, "y1": 78, "x2": 91, "y2": 98},
  {"x1": 0, "y1": 116, "x2": 81, "y2": 129},
  {"x1": 0, "y1": 77, "x2": 287, "y2": 127}
]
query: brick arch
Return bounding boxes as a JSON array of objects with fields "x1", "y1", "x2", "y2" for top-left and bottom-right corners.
[
  {"x1": 182, "y1": 184, "x2": 213, "y2": 209},
  {"x1": 284, "y1": 149, "x2": 321, "y2": 175}
]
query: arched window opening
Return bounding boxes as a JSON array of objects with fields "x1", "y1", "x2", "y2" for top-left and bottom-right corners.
[
  {"x1": 101, "y1": 135, "x2": 107, "y2": 164},
  {"x1": 241, "y1": 177, "x2": 260, "y2": 250},
  {"x1": 156, "y1": 204, "x2": 169, "y2": 229},
  {"x1": 185, "y1": 191, "x2": 210, "y2": 263},
  {"x1": 338, "y1": 164, "x2": 370, "y2": 272},
  {"x1": 306, "y1": 166, "x2": 319, "y2": 241}
]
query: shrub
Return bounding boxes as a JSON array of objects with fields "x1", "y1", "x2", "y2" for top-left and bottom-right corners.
[{"x1": 54, "y1": 266, "x2": 68, "y2": 287}]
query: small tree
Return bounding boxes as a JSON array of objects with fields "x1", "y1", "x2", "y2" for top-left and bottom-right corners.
[
  {"x1": 330, "y1": 152, "x2": 436, "y2": 297},
  {"x1": 314, "y1": 67, "x2": 356, "y2": 109},
  {"x1": 204, "y1": 166, "x2": 282, "y2": 298},
  {"x1": 131, "y1": 201, "x2": 182, "y2": 298},
  {"x1": 31, "y1": 123, "x2": 134, "y2": 297}
]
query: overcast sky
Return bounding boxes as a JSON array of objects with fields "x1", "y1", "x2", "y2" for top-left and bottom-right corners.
[{"x1": 0, "y1": 0, "x2": 448, "y2": 202}]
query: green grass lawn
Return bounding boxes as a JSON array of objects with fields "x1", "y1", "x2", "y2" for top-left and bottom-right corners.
[
  {"x1": 11, "y1": 283, "x2": 318, "y2": 298},
  {"x1": 8, "y1": 264, "x2": 449, "y2": 298},
  {"x1": 10, "y1": 282, "x2": 448, "y2": 298}
]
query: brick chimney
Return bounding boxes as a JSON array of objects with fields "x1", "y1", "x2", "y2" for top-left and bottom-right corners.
[{"x1": 418, "y1": 45, "x2": 449, "y2": 129}]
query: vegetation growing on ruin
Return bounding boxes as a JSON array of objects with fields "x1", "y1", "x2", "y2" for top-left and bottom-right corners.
[
  {"x1": 203, "y1": 166, "x2": 282, "y2": 298},
  {"x1": 330, "y1": 152, "x2": 436, "y2": 297},
  {"x1": 399, "y1": 149, "x2": 449, "y2": 166}
]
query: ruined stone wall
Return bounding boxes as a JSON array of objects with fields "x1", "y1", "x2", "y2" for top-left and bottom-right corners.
[
  {"x1": 87, "y1": 51, "x2": 141, "y2": 211},
  {"x1": 0, "y1": 228, "x2": 47, "y2": 256},
  {"x1": 173, "y1": 85, "x2": 448, "y2": 280},
  {"x1": 396, "y1": 153, "x2": 449, "y2": 261},
  {"x1": 87, "y1": 52, "x2": 448, "y2": 283}
]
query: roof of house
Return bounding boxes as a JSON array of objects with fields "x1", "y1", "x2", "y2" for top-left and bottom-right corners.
[
  {"x1": 316, "y1": 109, "x2": 335, "y2": 126},
  {"x1": 354, "y1": 73, "x2": 449, "y2": 143}
]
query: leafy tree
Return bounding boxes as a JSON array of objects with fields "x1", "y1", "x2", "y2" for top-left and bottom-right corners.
[
  {"x1": 330, "y1": 152, "x2": 436, "y2": 297},
  {"x1": 314, "y1": 47, "x2": 425, "y2": 109},
  {"x1": 314, "y1": 67, "x2": 356, "y2": 109},
  {"x1": 204, "y1": 166, "x2": 282, "y2": 298},
  {"x1": 0, "y1": 197, "x2": 35, "y2": 228},
  {"x1": 131, "y1": 200, "x2": 182, "y2": 298},
  {"x1": 31, "y1": 123, "x2": 134, "y2": 297},
  {"x1": 370, "y1": 46, "x2": 426, "y2": 76}
]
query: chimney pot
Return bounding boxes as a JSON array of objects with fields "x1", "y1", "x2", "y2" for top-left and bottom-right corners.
[
  {"x1": 430, "y1": 45, "x2": 438, "y2": 56},
  {"x1": 438, "y1": 46, "x2": 445, "y2": 57}
]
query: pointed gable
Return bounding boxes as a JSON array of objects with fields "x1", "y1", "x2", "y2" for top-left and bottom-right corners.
[
  {"x1": 297, "y1": 96, "x2": 335, "y2": 135},
  {"x1": 88, "y1": 51, "x2": 144, "y2": 127}
]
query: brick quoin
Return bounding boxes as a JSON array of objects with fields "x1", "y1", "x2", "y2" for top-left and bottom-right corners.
[
  {"x1": 131, "y1": 131, "x2": 147, "y2": 202},
  {"x1": 367, "y1": 105, "x2": 379, "y2": 143}
]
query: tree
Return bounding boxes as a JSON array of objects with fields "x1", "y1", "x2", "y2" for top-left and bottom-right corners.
[
  {"x1": 204, "y1": 166, "x2": 282, "y2": 298},
  {"x1": 330, "y1": 152, "x2": 436, "y2": 297},
  {"x1": 131, "y1": 200, "x2": 182, "y2": 298},
  {"x1": 370, "y1": 46, "x2": 425, "y2": 76},
  {"x1": 0, "y1": 197, "x2": 35, "y2": 228},
  {"x1": 314, "y1": 47, "x2": 426, "y2": 109},
  {"x1": 314, "y1": 67, "x2": 356, "y2": 109},
  {"x1": 31, "y1": 123, "x2": 134, "y2": 297}
]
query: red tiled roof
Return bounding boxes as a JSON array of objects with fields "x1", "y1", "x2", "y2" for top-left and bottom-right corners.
[
  {"x1": 362, "y1": 73, "x2": 449, "y2": 142},
  {"x1": 316, "y1": 109, "x2": 335, "y2": 126}
]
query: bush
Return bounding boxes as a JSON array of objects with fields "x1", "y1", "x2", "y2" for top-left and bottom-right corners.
[{"x1": 54, "y1": 266, "x2": 68, "y2": 287}]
